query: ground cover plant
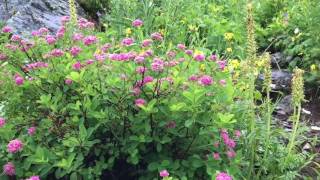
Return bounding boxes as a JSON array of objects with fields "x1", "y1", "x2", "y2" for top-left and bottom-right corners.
[{"x1": 0, "y1": 0, "x2": 319, "y2": 180}]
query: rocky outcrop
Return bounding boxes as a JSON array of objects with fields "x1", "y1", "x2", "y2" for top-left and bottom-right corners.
[{"x1": 0, "y1": 0, "x2": 85, "y2": 35}]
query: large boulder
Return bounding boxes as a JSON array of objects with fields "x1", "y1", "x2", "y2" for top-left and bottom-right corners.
[{"x1": 0, "y1": 0, "x2": 85, "y2": 35}]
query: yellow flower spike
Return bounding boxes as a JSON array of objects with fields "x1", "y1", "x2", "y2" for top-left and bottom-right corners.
[
  {"x1": 230, "y1": 59, "x2": 240, "y2": 69},
  {"x1": 200, "y1": 64, "x2": 206, "y2": 72},
  {"x1": 125, "y1": 28, "x2": 132, "y2": 36},
  {"x1": 310, "y1": 64, "x2": 317, "y2": 71},
  {"x1": 68, "y1": 0, "x2": 78, "y2": 25},
  {"x1": 224, "y1": 32, "x2": 234, "y2": 41},
  {"x1": 226, "y1": 48, "x2": 233, "y2": 53}
]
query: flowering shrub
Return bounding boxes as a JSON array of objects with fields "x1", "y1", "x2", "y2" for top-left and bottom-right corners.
[{"x1": 0, "y1": 17, "x2": 242, "y2": 179}]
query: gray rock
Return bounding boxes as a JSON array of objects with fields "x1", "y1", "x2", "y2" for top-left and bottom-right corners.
[
  {"x1": 275, "y1": 95, "x2": 293, "y2": 117},
  {"x1": 0, "y1": 0, "x2": 85, "y2": 35},
  {"x1": 271, "y1": 52, "x2": 293, "y2": 69},
  {"x1": 258, "y1": 70, "x2": 292, "y2": 92}
]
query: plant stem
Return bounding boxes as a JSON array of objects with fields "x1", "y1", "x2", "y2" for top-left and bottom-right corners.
[{"x1": 286, "y1": 103, "x2": 301, "y2": 160}]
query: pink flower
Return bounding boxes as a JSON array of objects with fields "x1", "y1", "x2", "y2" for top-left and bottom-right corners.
[
  {"x1": 151, "y1": 32, "x2": 163, "y2": 41},
  {"x1": 185, "y1": 49, "x2": 193, "y2": 55},
  {"x1": 216, "y1": 172, "x2": 232, "y2": 180},
  {"x1": 65, "y1": 79, "x2": 73, "y2": 85},
  {"x1": 198, "y1": 75, "x2": 213, "y2": 86},
  {"x1": 151, "y1": 58, "x2": 164, "y2": 72},
  {"x1": 70, "y1": 46, "x2": 82, "y2": 57},
  {"x1": 31, "y1": 30, "x2": 40, "y2": 37},
  {"x1": 210, "y1": 54, "x2": 217, "y2": 61},
  {"x1": 143, "y1": 76, "x2": 154, "y2": 84},
  {"x1": 194, "y1": 53, "x2": 205, "y2": 61},
  {"x1": 217, "y1": 61, "x2": 227, "y2": 71},
  {"x1": 142, "y1": 39, "x2": 153, "y2": 47},
  {"x1": 0, "y1": 53, "x2": 7, "y2": 61},
  {"x1": 225, "y1": 138, "x2": 236, "y2": 149},
  {"x1": 56, "y1": 27, "x2": 65, "y2": 39},
  {"x1": 38, "y1": 27, "x2": 49, "y2": 35},
  {"x1": 61, "y1": 16, "x2": 70, "y2": 24},
  {"x1": 7, "y1": 139, "x2": 23, "y2": 153},
  {"x1": 45, "y1": 35, "x2": 56, "y2": 45},
  {"x1": 213, "y1": 152, "x2": 220, "y2": 160},
  {"x1": 121, "y1": 38, "x2": 134, "y2": 46},
  {"x1": 101, "y1": 43, "x2": 112, "y2": 52},
  {"x1": 86, "y1": 59, "x2": 95, "y2": 65},
  {"x1": 219, "y1": 79, "x2": 226, "y2": 87},
  {"x1": 132, "y1": 87, "x2": 141, "y2": 96},
  {"x1": 177, "y1": 43, "x2": 186, "y2": 50},
  {"x1": 2, "y1": 26, "x2": 12, "y2": 33},
  {"x1": 214, "y1": 141, "x2": 219, "y2": 148},
  {"x1": 72, "y1": 33, "x2": 84, "y2": 41},
  {"x1": 136, "y1": 66, "x2": 147, "y2": 74},
  {"x1": 234, "y1": 130, "x2": 241, "y2": 138},
  {"x1": 26, "y1": 176, "x2": 40, "y2": 180},
  {"x1": 132, "y1": 19, "x2": 143, "y2": 27},
  {"x1": 94, "y1": 53, "x2": 107, "y2": 61},
  {"x1": 226, "y1": 150, "x2": 236, "y2": 158},
  {"x1": 72, "y1": 61, "x2": 82, "y2": 70},
  {"x1": 188, "y1": 75, "x2": 198, "y2": 81},
  {"x1": 11, "y1": 35, "x2": 21, "y2": 42},
  {"x1": 14, "y1": 74, "x2": 24, "y2": 86},
  {"x1": 134, "y1": 56, "x2": 145, "y2": 64},
  {"x1": 167, "y1": 51, "x2": 176, "y2": 59},
  {"x1": 50, "y1": 49, "x2": 64, "y2": 57},
  {"x1": 83, "y1": 35, "x2": 97, "y2": 46},
  {"x1": 159, "y1": 170, "x2": 169, "y2": 177},
  {"x1": 28, "y1": 127, "x2": 36, "y2": 136},
  {"x1": 135, "y1": 98, "x2": 146, "y2": 107},
  {"x1": 0, "y1": 117, "x2": 6, "y2": 127},
  {"x1": 3, "y1": 162, "x2": 15, "y2": 176}
]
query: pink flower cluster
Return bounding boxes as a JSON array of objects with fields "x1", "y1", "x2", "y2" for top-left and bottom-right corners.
[
  {"x1": 78, "y1": 18, "x2": 95, "y2": 29},
  {"x1": 7, "y1": 139, "x2": 23, "y2": 153},
  {"x1": 159, "y1": 170, "x2": 169, "y2": 177},
  {"x1": 83, "y1": 35, "x2": 97, "y2": 46},
  {"x1": 135, "y1": 98, "x2": 146, "y2": 107},
  {"x1": 151, "y1": 58, "x2": 165, "y2": 72},
  {"x1": 3, "y1": 162, "x2": 15, "y2": 176},
  {"x1": 0, "y1": 117, "x2": 5, "y2": 127},
  {"x1": 2, "y1": 26, "x2": 12, "y2": 33},
  {"x1": 132, "y1": 19, "x2": 143, "y2": 27},
  {"x1": 45, "y1": 35, "x2": 56, "y2": 45},
  {"x1": 220, "y1": 130, "x2": 237, "y2": 158},
  {"x1": 216, "y1": 172, "x2": 232, "y2": 180},
  {"x1": 121, "y1": 38, "x2": 134, "y2": 46},
  {"x1": 109, "y1": 52, "x2": 136, "y2": 61},
  {"x1": 28, "y1": 127, "x2": 36, "y2": 136},
  {"x1": 142, "y1": 39, "x2": 153, "y2": 47},
  {"x1": 70, "y1": 46, "x2": 82, "y2": 57},
  {"x1": 198, "y1": 75, "x2": 213, "y2": 86},
  {"x1": 151, "y1": 32, "x2": 163, "y2": 41},
  {"x1": 26, "y1": 176, "x2": 40, "y2": 180},
  {"x1": 14, "y1": 74, "x2": 24, "y2": 86},
  {"x1": 0, "y1": 53, "x2": 7, "y2": 61},
  {"x1": 25, "y1": 62, "x2": 48, "y2": 71}
]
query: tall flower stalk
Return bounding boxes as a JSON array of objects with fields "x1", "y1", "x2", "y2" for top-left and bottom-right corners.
[
  {"x1": 286, "y1": 68, "x2": 304, "y2": 162},
  {"x1": 69, "y1": 0, "x2": 78, "y2": 25}
]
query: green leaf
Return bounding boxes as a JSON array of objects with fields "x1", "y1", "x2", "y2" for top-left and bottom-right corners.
[{"x1": 185, "y1": 119, "x2": 193, "y2": 128}]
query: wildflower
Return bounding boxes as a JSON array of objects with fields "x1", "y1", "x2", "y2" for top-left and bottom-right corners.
[
  {"x1": 234, "y1": 130, "x2": 241, "y2": 138},
  {"x1": 70, "y1": 46, "x2": 82, "y2": 57},
  {"x1": 226, "y1": 150, "x2": 236, "y2": 158},
  {"x1": 101, "y1": 43, "x2": 112, "y2": 52},
  {"x1": 2, "y1": 26, "x2": 12, "y2": 33},
  {"x1": 14, "y1": 74, "x2": 24, "y2": 86},
  {"x1": 45, "y1": 35, "x2": 56, "y2": 45},
  {"x1": 216, "y1": 172, "x2": 232, "y2": 180},
  {"x1": 225, "y1": 138, "x2": 236, "y2": 149},
  {"x1": 230, "y1": 59, "x2": 240, "y2": 69},
  {"x1": 135, "y1": 98, "x2": 146, "y2": 107},
  {"x1": 132, "y1": 19, "x2": 143, "y2": 27},
  {"x1": 72, "y1": 33, "x2": 84, "y2": 41},
  {"x1": 56, "y1": 27, "x2": 65, "y2": 39},
  {"x1": 83, "y1": 35, "x2": 97, "y2": 46},
  {"x1": 136, "y1": 66, "x2": 147, "y2": 74},
  {"x1": 194, "y1": 50, "x2": 205, "y2": 61},
  {"x1": 159, "y1": 170, "x2": 169, "y2": 177},
  {"x1": 188, "y1": 75, "x2": 198, "y2": 81},
  {"x1": 151, "y1": 58, "x2": 165, "y2": 72},
  {"x1": 3, "y1": 162, "x2": 15, "y2": 176},
  {"x1": 134, "y1": 56, "x2": 145, "y2": 64},
  {"x1": 210, "y1": 54, "x2": 217, "y2": 61},
  {"x1": 72, "y1": 61, "x2": 82, "y2": 70},
  {"x1": 86, "y1": 59, "x2": 95, "y2": 65},
  {"x1": 69, "y1": 0, "x2": 78, "y2": 25},
  {"x1": 217, "y1": 60, "x2": 227, "y2": 71},
  {"x1": 142, "y1": 39, "x2": 153, "y2": 47},
  {"x1": 31, "y1": 30, "x2": 40, "y2": 37},
  {"x1": 28, "y1": 127, "x2": 36, "y2": 136},
  {"x1": 224, "y1": 32, "x2": 234, "y2": 41},
  {"x1": 292, "y1": 68, "x2": 304, "y2": 107},
  {"x1": 198, "y1": 75, "x2": 213, "y2": 86},
  {"x1": 26, "y1": 176, "x2": 40, "y2": 180},
  {"x1": 132, "y1": 87, "x2": 141, "y2": 96},
  {"x1": 294, "y1": 28, "x2": 299, "y2": 34},
  {"x1": 310, "y1": 64, "x2": 317, "y2": 71},
  {"x1": 143, "y1": 76, "x2": 154, "y2": 84},
  {"x1": 65, "y1": 78, "x2": 73, "y2": 85},
  {"x1": 167, "y1": 51, "x2": 176, "y2": 59},
  {"x1": 185, "y1": 49, "x2": 193, "y2": 56},
  {"x1": 219, "y1": 79, "x2": 226, "y2": 87},
  {"x1": 61, "y1": 16, "x2": 70, "y2": 24},
  {"x1": 50, "y1": 49, "x2": 64, "y2": 57},
  {"x1": 0, "y1": 117, "x2": 5, "y2": 127},
  {"x1": 226, "y1": 48, "x2": 232, "y2": 53},
  {"x1": 121, "y1": 38, "x2": 134, "y2": 46},
  {"x1": 10, "y1": 35, "x2": 21, "y2": 42},
  {"x1": 151, "y1": 32, "x2": 163, "y2": 41},
  {"x1": 213, "y1": 152, "x2": 220, "y2": 160},
  {"x1": 7, "y1": 139, "x2": 23, "y2": 153},
  {"x1": 38, "y1": 27, "x2": 49, "y2": 35},
  {"x1": 177, "y1": 43, "x2": 186, "y2": 50},
  {"x1": 0, "y1": 53, "x2": 7, "y2": 61}
]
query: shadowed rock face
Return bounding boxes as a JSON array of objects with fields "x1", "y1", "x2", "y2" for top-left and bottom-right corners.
[{"x1": 0, "y1": 0, "x2": 85, "y2": 35}]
